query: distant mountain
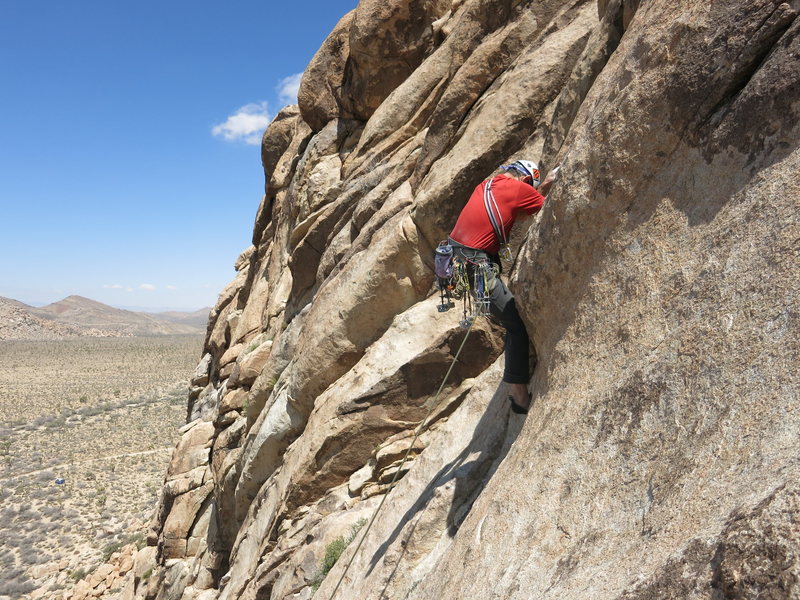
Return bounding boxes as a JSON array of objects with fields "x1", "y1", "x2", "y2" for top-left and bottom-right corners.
[
  {"x1": 155, "y1": 307, "x2": 212, "y2": 330},
  {"x1": 0, "y1": 295, "x2": 209, "y2": 340},
  {"x1": 0, "y1": 296, "x2": 98, "y2": 340}
]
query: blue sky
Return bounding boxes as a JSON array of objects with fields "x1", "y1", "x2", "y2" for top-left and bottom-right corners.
[{"x1": 0, "y1": 0, "x2": 357, "y2": 311}]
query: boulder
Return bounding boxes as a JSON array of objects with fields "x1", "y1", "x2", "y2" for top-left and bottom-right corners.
[
  {"x1": 190, "y1": 355, "x2": 211, "y2": 388},
  {"x1": 297, "y1": 11, "x2": 356, "y2": 132},
  {"x1": 236, "y1": 340, "x2": 273, "y2": 386},
  {"x1": 233, "y1": 385, "x2": 306, "y2": 520},
  {"x1": 218, "y1": 389, "x2": 247, "y2": 415},
  {"x1": 187, "y1": 385, "x2": 218, "y2": 423},
  {"x1": 119, "y1": 574, "x2": 135, "y2": 600},
  {"x1": 261, "y1": 106, "x2": 302, "y2": 187},
  {"x1": 375, "y1": 432, "x2": 426, "y2": 472},
  {"x1": 341, "y1": 0, "x2": 451, "y2": 121},
  {"x1": 133, "y1": 545, "x2": 157, "y2": 581},
  {"x1": 89, "y1": 565, "x2": 113, "y2": 588},
  {"x1": 165, "y1": 466, "x2": 208, "y2": 496},
  {"x1": 163, "y1": 483, "x2": 214, "y2": 541},
  {"x1": 118, "y1": 554, "x2": 134, "y2": 575},
  {"x1": 166, "y1": 422, "x2": 215, "y2": 478},
  {"x1": 347, "y1": 463, "x2": 375, "y2": 497},
  {"x1": 218, "y1": 343, "x2": 243, "y2": 368},
  {"x1": 30, "y1": 561, "x2": 60, "y2": 579}
]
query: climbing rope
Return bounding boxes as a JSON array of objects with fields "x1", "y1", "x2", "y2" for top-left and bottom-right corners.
[{"x1": 326, "y1": 317, "x2": 477, "y2": 600}]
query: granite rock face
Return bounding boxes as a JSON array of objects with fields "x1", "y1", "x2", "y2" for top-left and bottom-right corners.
[{"x1": 137, "y1": 1, "x2": 799, "y2": 599}]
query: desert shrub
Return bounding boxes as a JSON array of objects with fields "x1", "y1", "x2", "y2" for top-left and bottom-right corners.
[
  {"x1": 0, "y1": 572, "x2": 36, "y2": 596},
  {"x1": 14, "y1": 508, "x2": 37, "y2": 522},
  {"x1": 80, "y1": 405, "x2": 105, "y2": 417},
  {"x1": 39, "y1": 520, "x2": 59, "y2": 533},
  {"x1": 36, "y1": 470, "x2": 55, "y2": 483},
  {"x1": 21, "y1": 526, "x2": 45, "y2": 545},
  {"x1": 40, "y1": 505, "x2": 62, "y2": 518},
  {"x1": 30, "y1": 487, "x2": 50, "y2": 500},
  {"x1": 142, "y1": 567, "x2": 153, "y2": 580},
  {"x1": 19, "y1": 544, "x2": 49, "y2": 565},
  {"x1": 131, "y1": 531, "x2": 147, "y2": 550},
  {"x1": 102, "y1": 540, "x2": 125, "y2": 561},
  {"x1": 310, "y1": 538, "x2": 347, "y2": 592},
  {"x1": 310, "y1": 518, "x2": 369, "y2": 593}
]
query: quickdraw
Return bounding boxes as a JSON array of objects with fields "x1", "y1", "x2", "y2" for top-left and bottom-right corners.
[{"x1": 434, "y1": 241, "x2": 497, "y2": 327}]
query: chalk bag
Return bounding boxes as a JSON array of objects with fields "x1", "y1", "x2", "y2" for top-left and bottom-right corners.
[{"x1": 434, "y1": 241, "x2": 454, "y2": 279}]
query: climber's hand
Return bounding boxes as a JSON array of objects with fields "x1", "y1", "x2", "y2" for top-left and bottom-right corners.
[{"x1": 539, "y1": 165, "x2": 560, "y2": 196}]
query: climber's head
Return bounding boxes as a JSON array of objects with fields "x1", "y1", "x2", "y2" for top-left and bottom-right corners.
[{"x1": 501, "y1": 160, "x2": 541, "y2": 188}]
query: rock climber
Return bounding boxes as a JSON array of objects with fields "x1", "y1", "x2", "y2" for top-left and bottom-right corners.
[{"x1": 448, "y1": 159, "x2": 559, "y2": 414}]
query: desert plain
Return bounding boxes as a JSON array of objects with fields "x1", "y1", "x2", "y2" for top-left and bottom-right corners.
[{"x1": 0, "y1": 335, "x2": 203, "y2": 597}]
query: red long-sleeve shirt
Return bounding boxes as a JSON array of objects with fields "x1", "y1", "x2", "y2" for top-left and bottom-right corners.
[{"x1": 449, "y1": 174, "x2": 545, "y2": 254}]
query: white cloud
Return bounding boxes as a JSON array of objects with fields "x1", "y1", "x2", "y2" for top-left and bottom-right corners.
[
  {"x1": 139, "y1": 283, "x2": 156, "y2": 291},
  {"x1": 126, "y1": 287, "x2": 134, "y2": 292},
  {"x1": 103, "y1": 284, "x2": 124, "y2": 289},
  {"x1": 166, "y1": 285, "x2": 178, "y2": 290},
  {"x1": 212, "y1": 102, "x2": 271, "y2": 145},
  {"x1": 277, "y1": 73, "x2": 303, "y2": 105}
]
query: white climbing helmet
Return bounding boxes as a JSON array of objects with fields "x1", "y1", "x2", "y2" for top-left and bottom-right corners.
[{"x1": 503, "y1": 159, "x2": 541, "y2": 188}]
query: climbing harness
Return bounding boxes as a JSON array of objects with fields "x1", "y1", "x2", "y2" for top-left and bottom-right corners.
[
  {"x1": 434, "y1": 175, "x2": 513, "y2": 321},
  {"x1": 326, "y1": 318, "x2": 476, "y2": 600},
  {"x1": 435, "y1": 240, "x2": 498, "y2": 327}
]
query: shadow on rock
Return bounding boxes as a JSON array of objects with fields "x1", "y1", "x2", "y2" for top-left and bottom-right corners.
[{"x1": 368, "y1": 382, "x2": 522, "y2": 576}]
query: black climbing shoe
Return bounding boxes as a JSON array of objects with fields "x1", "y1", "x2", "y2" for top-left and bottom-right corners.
[{"x1": 508, "y1": 395, "x2": 529, "y2": 415}]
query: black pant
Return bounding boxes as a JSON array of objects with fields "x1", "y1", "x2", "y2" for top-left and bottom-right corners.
[
  {"x1": 486, "y1": 276, "x2": 530, "y2": 384},
  {"x1": 448, "y1": 238, "x2": 530, "y2": 384}
]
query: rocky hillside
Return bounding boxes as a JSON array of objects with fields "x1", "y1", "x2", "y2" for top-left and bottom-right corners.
[
  {"x1": 0, "y1": 295, "x2": 208, "y2": 339},
  {"x1": 0, "y1": 296, "x2": 104, "y2": 340},
  {"x1": 114, "y1": 1, "x2": 798, "y2": 599}
]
